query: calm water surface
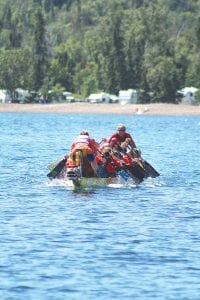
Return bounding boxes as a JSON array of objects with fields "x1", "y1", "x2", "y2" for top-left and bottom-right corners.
[{"x1": 0, "y1": 112, "x2": 200, "y2": 299}]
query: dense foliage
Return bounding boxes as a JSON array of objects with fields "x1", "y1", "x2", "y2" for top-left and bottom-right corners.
[{"x1": 0, "y1": 0, "x2": 199, "y2": 103}]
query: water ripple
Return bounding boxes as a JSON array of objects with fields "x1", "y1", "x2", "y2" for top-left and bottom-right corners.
[{"x1": 0, "y1": 113, "x2": 200, "y2": 299}]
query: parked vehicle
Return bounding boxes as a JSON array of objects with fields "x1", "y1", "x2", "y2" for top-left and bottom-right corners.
[
  {"x1": 86, "y1": 92, "x2": 110, "y2": 103},
  {"x1": 109, "y1": 94, "x2": 119, "y2": 103},
  {"x1": 118, "y1": 89, "x2": 138, "y2": 104},
  {"x1": 177, "y1": 87, "x2": 198, "y2": 104},
  {"x1": 0, "y1": 90, "x2": 11, "y2": 103},
  {"x1": 86, "y1": 92, "x2": 119, "y2": 103}
]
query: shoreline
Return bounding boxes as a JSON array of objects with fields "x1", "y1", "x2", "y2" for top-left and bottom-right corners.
[{"x1": 0, "y1": 102, "x2": 200, "y2": 115}]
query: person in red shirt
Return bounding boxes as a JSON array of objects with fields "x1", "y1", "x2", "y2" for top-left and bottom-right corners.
[
  {"x1": 108, "y1": 124, "x2": 137, "y2": 150},
  {"x1": 96, "y1": 147, "x2": 122, "y2": 178}
]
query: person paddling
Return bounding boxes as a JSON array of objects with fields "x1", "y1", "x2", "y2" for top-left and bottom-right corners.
[
  {"x1": 67, "y1": 130, "x2": 99, "y2": 175},
  {"x1": 96, "y1": 147, "x2": 122, "y2": 178},
  {"x1": 108, "y1": 124, "x2": 137, "y2": 150}
]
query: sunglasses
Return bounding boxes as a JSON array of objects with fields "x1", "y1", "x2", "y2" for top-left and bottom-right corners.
[{"x1": 118, "y1": 129, "x2": 125, "y2": 131}]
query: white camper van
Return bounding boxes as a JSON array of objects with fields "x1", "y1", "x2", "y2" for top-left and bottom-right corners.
[
  {"x1": 118, "y1": 89, "x2": 138, "y2": 104},
  {"x1": 0, "y1": 90, "x2": 11, "y2": 103},
  {"x1": 87, "y1": 92, "x2": 110, "y2": 103},
  {"x1": 177, "y1": 87, "x2": 198, "y2": 104}
]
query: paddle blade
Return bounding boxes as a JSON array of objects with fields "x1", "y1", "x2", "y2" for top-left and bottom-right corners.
[
  {"x1": 143, "y1": 160, "x2": 160, "y2": 178},
  {"x1": 48, "y1": 158, "x2": 63, "y2": 171},
  {"x1": 125, "y1": 163, "x2": 146, "y2": 183},
  {"x1": 47, "y1": 157, "x2": 67, "y2": 179}
]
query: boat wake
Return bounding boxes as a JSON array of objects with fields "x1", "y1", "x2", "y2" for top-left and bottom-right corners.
[
  {"x1": 46, "y1": 176, "x2": 162, "y2": 192},
  {"x1": 46, "y1": 178, "x2": 74, "y2": 189}
]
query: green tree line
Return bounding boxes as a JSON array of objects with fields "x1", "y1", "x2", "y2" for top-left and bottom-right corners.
[{"x1": 0, "y1": 0, "x2": 199, "y2": 103}]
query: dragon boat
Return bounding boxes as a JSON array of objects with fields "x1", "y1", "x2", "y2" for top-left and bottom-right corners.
[{"x1": 47, "y1": 148, "x2": 160, "y2": 190}]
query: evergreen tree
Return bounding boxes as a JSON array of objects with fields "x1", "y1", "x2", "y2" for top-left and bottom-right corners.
[
  {"x1": 31, "y1": 9, "x2": 48, "y2": 91},
  {"x1": 104, "y1": 10, "x2": 127, "y2": 94},
  {"x1": 0, "y1": 49, "x2": 32, "y2": 100},
  {"x1": 0, "y1": 0, "x2": 199, "y2": 103}
]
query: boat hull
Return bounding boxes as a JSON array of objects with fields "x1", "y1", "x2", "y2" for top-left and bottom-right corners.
[{"x1": 70, "y1": 176, "x2": 117, "y2": 190}]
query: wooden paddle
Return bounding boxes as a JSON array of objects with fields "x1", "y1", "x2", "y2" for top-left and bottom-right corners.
[
  {"x1": 47, "y1": 157, "x2": 67, "y2": 179},
  {"x1": 127, "y1": 147, "x2": 160, "y2": 178},
  {"x1": 48, "y1": 158, "x2": 63, "y2": 171},
  {"x1": 142, "y1": 160, "x2": 160, "y2": 178}
]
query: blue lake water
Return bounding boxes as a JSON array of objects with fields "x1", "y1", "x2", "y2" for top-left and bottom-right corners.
[{"x1": 0, "y1": 112, "x2": 200, "y2": 299}]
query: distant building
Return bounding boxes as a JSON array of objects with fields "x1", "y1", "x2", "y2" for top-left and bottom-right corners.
[
  {"x1": 118, "y1": 89, "x2": 138, "y2": 104},
  {"x1": 0, "y1": 88, "x2": 30, "y2": 103},
  {"x1": 0, "y1": 90, "x2": 11, "y2": 103},
  {"x1": 15, "y1": 88, "x2": 30, "y2": 103},
  {"x1": 86, "y1": 92, "x2": 111, "y2": 103},
  {"x1": 177, "y1": 87, "x2": 198, "y2": 104}
]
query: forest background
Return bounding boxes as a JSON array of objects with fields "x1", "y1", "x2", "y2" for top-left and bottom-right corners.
[{"x1": 0, "y1": 0, "x2": 199, "y2": 103}]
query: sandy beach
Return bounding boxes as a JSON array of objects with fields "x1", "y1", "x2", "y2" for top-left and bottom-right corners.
[{"x1": 0, "y1": 102, "x2": 200, "y2": 115}]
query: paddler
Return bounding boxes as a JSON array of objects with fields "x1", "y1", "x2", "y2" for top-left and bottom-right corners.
[
  {"x1": 96, "y1": 147, "x2": 123, "y2": 178},
  {"x1": 108, "y1": 124, "x2": 137, "y2": 150},
  {"x1": 67, "y1": 130, "x2": 99, "y2": 175}
]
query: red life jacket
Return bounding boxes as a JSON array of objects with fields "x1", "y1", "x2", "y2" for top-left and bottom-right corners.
[{"x1": 122, "y1": 154, "x2": 133, "y2": 166}]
